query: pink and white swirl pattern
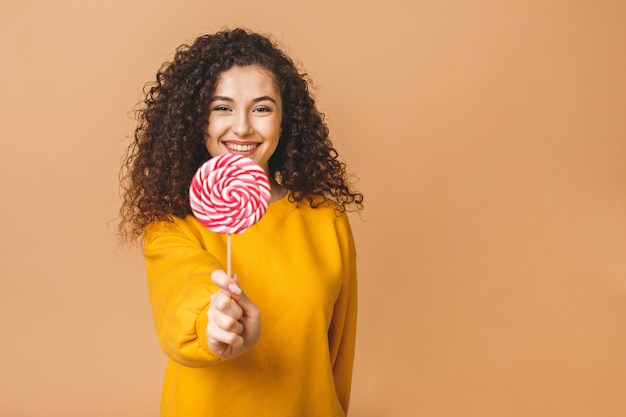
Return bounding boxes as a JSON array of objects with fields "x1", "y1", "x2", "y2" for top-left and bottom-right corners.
[{"x1": 189, "y1": 154, "x2": 271, "y2": 234}]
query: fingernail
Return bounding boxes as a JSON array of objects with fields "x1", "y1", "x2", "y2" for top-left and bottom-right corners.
[{"x1": 228, "y1": 283, "x2": 242, "y2": 295}]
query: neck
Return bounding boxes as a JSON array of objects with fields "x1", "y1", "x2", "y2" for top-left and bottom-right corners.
[{"x1": 269, "y1": 177, "x2": 287, "y2": 202}]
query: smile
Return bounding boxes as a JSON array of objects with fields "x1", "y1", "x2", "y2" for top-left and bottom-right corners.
[{"x1": 225, "y1": 142, "x2": 258, "y2": 152}]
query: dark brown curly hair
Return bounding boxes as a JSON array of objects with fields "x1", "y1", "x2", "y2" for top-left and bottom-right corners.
[{"x1": 119, "y1": 28, "x2": 363, "y2": 242}]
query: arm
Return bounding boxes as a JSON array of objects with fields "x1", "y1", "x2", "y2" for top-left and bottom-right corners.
[
  {"x1": 328, "y1": 212, "x2": 358, "y2": 414},
  {"x1": 143, "y1": 217, "x2": 224, "y2": 367}
]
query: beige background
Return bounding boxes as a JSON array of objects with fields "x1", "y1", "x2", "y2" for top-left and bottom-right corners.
[{"x1": 1, "y1": 0, "x2": 625, "y2": 416}]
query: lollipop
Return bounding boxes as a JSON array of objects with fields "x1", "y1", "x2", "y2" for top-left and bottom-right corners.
[{"x1": 189, "y1": 154, "x2": 271, "y2": 276}]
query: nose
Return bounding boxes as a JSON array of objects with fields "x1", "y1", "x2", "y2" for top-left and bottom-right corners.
[{"x1": 232, "y1": 111, "x2": 253, "y2": 137}]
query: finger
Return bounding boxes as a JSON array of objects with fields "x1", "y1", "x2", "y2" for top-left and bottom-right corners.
[
  {"x1": 210, "y1": 311, "x2": 244, "y2": 334},
  {"x1": 230, "y1": 273, "x2": 242, "y2": 294},
  {"x1": 208, "y1": 293, "x2": 245, "y2": 336},
  {"x1": 211, "y1": 270, "x2": 242, "y2": 295},
  {"x1": 208, "y1": 324, "x2": 244, "y2": 348},
  {"x1": 211, "y1": 291, "x2": 243, "y2": 319}
]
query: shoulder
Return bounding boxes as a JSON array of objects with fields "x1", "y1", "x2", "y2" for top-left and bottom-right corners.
[
  {"x1": 296, "y1": 196, "x2": 353, "y2": 236},
  {"x1": 297, "y1": 195, "x2": 344, "y2": 215},
  {"x1": 143, "y1": 215, "x2": 206, "y2": 246}
]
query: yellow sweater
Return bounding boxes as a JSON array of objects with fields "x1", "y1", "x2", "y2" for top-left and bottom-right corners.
[{"x1": 143, "y1": 195, "x2": 357, "y2": 416}]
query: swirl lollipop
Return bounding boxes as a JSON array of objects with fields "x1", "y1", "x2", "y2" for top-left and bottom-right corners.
[{"x1": 189, "y1": 154, "x2": 271, "y2": 276}]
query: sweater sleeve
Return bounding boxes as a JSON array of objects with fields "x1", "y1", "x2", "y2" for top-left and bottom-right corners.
[
  {"x1": 143, "y1": 217, "x2": 223, "y2": 368},
  {"x1": 328, "y1": 212, "x2": 358, "y2": 414}
]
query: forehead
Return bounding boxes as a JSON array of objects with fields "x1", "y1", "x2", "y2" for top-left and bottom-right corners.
[{"x1": 214, "y1": 65, "x2": 280, "y2": 95}]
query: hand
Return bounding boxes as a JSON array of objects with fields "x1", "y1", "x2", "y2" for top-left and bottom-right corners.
[{"x1": 207, "y1": 270, "x2": 260, "y2": 360}]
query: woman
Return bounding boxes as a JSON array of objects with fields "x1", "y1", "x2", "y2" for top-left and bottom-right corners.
[{"x1": 119, "y1": 28, "x2": 363, "y2": 416}]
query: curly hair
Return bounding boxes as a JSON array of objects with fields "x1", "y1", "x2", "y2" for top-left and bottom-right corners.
[{"x1": 119, "y1": 28, "x2": 363, "y2": 242}]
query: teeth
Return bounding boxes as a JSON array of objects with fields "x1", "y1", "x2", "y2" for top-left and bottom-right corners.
[{"x1": 227, "y1": 143, "x2": 257, "y2": 152}]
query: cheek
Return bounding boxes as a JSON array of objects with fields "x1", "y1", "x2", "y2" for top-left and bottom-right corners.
[
  {"x1": 205, "y1": 120, "x2": 226, "y2": 144},
  {"x1": 204, "y1": 126, "x2": 221, "y2": 156},
  {"x1": 267, "y1": 120, "x2": 282, "y2": 139},
  {"x1": 205, "y1": 120, "x2": 217, "y2": 139}
]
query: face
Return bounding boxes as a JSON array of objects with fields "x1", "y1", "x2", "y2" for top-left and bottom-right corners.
[{"x1": 205, "y1": 65, "x2": 283, "y2": 174}]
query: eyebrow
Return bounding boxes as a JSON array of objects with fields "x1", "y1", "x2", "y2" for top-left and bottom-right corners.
[{"x1": 210, "y1": 95, "x2": 277, "y2": 104}]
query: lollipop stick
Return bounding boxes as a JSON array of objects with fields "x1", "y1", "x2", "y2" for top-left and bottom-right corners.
[{"x1": 227, "y1": 233, "x2": 232, "y2": 278}]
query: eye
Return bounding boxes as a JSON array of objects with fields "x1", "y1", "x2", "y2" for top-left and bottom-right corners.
[
  {"x1": 212, "y1": 106, "x2": 231, "y2": 112},
  {"x1": 253, "y1": 106, "x2": 272, "y2": 113}
]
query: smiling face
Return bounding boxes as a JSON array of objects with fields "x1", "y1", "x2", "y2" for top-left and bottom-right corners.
[{"x1": 205, "y1": 65, "x2": 283, "y2": 174}]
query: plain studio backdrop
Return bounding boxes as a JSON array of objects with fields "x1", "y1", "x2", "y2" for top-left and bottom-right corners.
[{"x1": 1, "y1": 1, "x2": 625, "y2": 416}]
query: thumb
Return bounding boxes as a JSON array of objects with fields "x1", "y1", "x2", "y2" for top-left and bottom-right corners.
[
  {"x1": 230, "y1": 285, "x2": 258, "y2": 317},
  {"x1": 210, "y1": 270, "x2": 242, "y2": 295}
]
